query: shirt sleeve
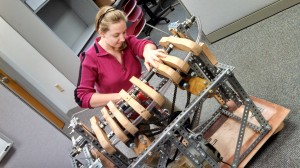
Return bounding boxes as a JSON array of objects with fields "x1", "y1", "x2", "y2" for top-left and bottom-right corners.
[
  {"x1": 126, "y1": 35, "x2": 156, "y2": 59},
  {"x1": 74, "y1": 52, "x2": 98, "y2": 108}
]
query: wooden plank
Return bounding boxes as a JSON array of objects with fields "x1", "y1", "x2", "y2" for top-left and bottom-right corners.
[
  {"x1": 160, "y1": 55, "x2": 190, "y2": 74},
  {"x1": 204, "y1": 96, "x2": 290, "y2": 168},
  {"x1": 101, "y1": 107, "x2": 129, "y2": 143},
  {"x1": 119, "y1": 89, "x2": 151, "y2": 120},
  {"x1": 90, "y1": 116, "x2": 116, "y2": 154},
  {"x1": 129, "y1": 76, "x2": 165, "y2": 106},
  {"x1": 107, "y1": 101, "x2": 139, "y2": 135},
  {"x1": 132, "y1": 135, "x2": 152, "y2": 155},
  {"x1": 154, "y1": 61, "x2": 182, "y2": 84},
  {"x1": 159, "y1": 36, "x2": 202, "y2": 55}
]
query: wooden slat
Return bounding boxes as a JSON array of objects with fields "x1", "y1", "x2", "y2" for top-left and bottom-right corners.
[
  {"x1": 129, "y1": 76, "x2": 165, "y2": 106},
  {"x1": 90, "y1": 116, "x2": 116, "y2": 154},
  {"x1": 107, "y1": 101, "x2": 139, "y2": 135},
  {"x1": 159, "y1": 36, "x2": 202, "y2": 55},
  {"x1": 160, "y1": 55, "x2": 190, "y2": 74},
  {"x1": 154, "y1": 61, "x2": 182, "y2": 85},
  {"x1": 101, "y1": 107, "x2": 129, "y2": 143},
  {"x1": 119, "y1": 90, "x2": 151, "y2": 120}
]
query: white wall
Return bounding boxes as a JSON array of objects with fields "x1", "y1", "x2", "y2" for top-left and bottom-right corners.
[
  {"x1": 0, "y1": 16, "x2": 80, "y2": 123},
  {"x1": 0, "y1": 0, "x2": 80, "y2": 85},
  {"x1": 0, "y1": 84, "x2": 72, "y2": 168}
]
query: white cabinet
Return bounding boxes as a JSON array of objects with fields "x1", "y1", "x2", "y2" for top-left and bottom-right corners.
[
  {"x1": 24, "y1": 0, "x2": 99, "y2": 55},
  {"x1": 24, "y1": 0, "x2": 49, "y2": 13},
  {"x1": 180, "y1": 0, "x2": 300, "y2": 42}
]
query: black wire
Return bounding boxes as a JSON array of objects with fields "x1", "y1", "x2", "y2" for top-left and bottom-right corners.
[{"x1": 221, "y1": 160, "x2": 232, "y2": 167}]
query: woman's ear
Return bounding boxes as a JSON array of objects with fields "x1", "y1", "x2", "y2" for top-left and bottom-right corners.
[{"x1": 98, "y1": 29, "x2": 105, "y2": 37}]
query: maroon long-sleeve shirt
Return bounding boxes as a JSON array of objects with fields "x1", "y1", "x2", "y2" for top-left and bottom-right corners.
[{"x1": 74, "y1": 35, "x2": 154, "y2": 108}]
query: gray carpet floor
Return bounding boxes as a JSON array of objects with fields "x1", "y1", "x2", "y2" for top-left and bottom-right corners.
[{"x1": 75, "y1": 2, "x2": 300, "y2": 167}]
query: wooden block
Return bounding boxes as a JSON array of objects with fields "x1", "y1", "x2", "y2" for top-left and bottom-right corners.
[
  {"x1": 204, "y1": 96, "x2": 290, "y2": 168},
  {"x1": 187, "y1": 77, "x2": 209, "y2": 95},
  {"x1": 90, "y1": 116, "x2": 116, "y2": 154},
  {"x1": 160, "y1": 55, "x2": 190, "y2": 74},
  {"x1": 119, "y1": 90, "x2": 151, "y2": 120},
  {"x1": 159, "y1": 36, "x2": 202, "y2": 55},
  {"x1": 101, "y1": 107, "x2": 129, "y2": 143},
  {"x1": 154, "y1": 61, "x2": 182, "y2": 85},
  {"x1": 132, "y1": 135, "x2": 152, "y2": 155},
  {"x1": 90, "y1": 148, "x2": 115, "y2": 168},
  {"x1": 167, "y1": 154, "x2": 195, "y2": 168},
  {"x1": 107, "y1": 101, "x2": 139, "y2": 135},
  {"x1": 129, "y1": 76, "x2": 165, "y2": 106}
]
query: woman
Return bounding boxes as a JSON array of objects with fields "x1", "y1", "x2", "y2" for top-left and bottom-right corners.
[{"x1": 75, "y1": 6, "x2": 168, "y2": 108}]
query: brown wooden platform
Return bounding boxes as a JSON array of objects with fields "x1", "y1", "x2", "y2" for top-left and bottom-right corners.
[{"x1": 204, "y1": 96, "x2": 290, "y2": 167}]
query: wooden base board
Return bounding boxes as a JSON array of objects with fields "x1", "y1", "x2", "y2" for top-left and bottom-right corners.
[{"x1": 204, "y1": 96, "x2": 290, "y2": 167}]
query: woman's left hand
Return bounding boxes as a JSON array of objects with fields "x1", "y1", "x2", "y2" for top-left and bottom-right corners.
[{"x1": 143, "y1": 44, "x2": 168, "y2": 71}]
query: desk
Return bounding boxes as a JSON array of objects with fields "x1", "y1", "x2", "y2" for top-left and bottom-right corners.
[{"x1": 179, "y1": 0, "x2": 300, "y2": 43}]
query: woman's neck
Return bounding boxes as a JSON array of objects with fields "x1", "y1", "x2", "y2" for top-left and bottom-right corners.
[
  {"x1": 98, "y1": 39, "x2": 113, "y2": 52},
  {"x1": 98, "y1": 38, "x2": 120, "y2": 53}
]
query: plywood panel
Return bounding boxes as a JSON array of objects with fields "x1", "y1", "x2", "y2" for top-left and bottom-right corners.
[{"x1": 204, "y1": 96, "x2": 290, "y2": 167}]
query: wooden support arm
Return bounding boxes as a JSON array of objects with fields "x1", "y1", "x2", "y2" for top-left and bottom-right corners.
[{"x1": 90, "y1": 116, "x2": 117, "y2": 154}]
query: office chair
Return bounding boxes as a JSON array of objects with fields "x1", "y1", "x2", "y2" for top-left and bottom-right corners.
[
  {"x1": 137, "y1": 0, "x2": 175, "y2": 36},
  {"x1": 123, "y1": 0, "x2": 146, "y2": 36}
]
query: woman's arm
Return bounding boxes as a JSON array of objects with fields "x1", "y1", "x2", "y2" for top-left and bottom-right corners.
[
  {"x1": 143, "y1": 43, "x2": 168, "y2": 71},
  {"x1": 89, "y1": 92, "x2": 121, "y2": 107}
]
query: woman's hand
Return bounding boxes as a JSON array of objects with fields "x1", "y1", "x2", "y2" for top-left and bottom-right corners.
[{"x1": 143, "y1": 44, "x2": 168, "y2": 71}]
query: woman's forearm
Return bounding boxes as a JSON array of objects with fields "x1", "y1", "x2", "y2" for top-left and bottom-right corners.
[{"x1": 89, "y1": 93, "x2": 121, "y2": 108}]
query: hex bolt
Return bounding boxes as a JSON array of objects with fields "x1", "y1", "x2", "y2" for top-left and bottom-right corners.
[
  {"x1": 182, "y1": 82, "x2": 189, "y2": 89},
  {"x1": 190, "y1": 72, "x2": 197, "y2": 77},
  {"x1": 138, "y1": 135, "x2": 147, "y2": 145},
  {"x1": 1, "y1": 76, "x2": 8, "y2": 83},
  {"x1": 129, "y1": 143, "x2": 136, "y2": 149}
]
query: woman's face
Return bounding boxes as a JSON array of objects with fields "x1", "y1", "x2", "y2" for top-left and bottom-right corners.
[{"x1": 101, "y1": 21, "x2": 127, "y2": 49}]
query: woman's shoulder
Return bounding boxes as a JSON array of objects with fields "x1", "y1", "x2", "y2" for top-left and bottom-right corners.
[{"x1": 126, "y1": 35, "x2": 143, "y2": 42}]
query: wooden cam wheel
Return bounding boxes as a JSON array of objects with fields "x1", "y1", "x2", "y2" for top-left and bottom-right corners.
[
  {"x1": 159, "y1": 36, "x2": 218, "y2": 66},
  {"x1": 154, "y1": 61, "x2": 182, "y2": 85},
  {"x1": 107, "y1": 101, "x2": 139, "y2": 135},
  {"x1": 160, "y1": 55, "x2": 190, "y2": 74},
  {"x1": 119, "y1": 89, "x2": 152, "y2": 120},
  {"x1": 159, "y1": 36, "x2": 202, "y2": 55},
  {"x1": 101, "y1": 107, "x2": 129, "y2": 143},
  {"x1": 129, "y1": 76, "x2": 165, "y2": 106}
]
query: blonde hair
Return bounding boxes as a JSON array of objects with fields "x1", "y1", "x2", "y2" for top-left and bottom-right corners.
[{"x1": 95, "y1": 6, "x2": 127, "y2": 33}]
